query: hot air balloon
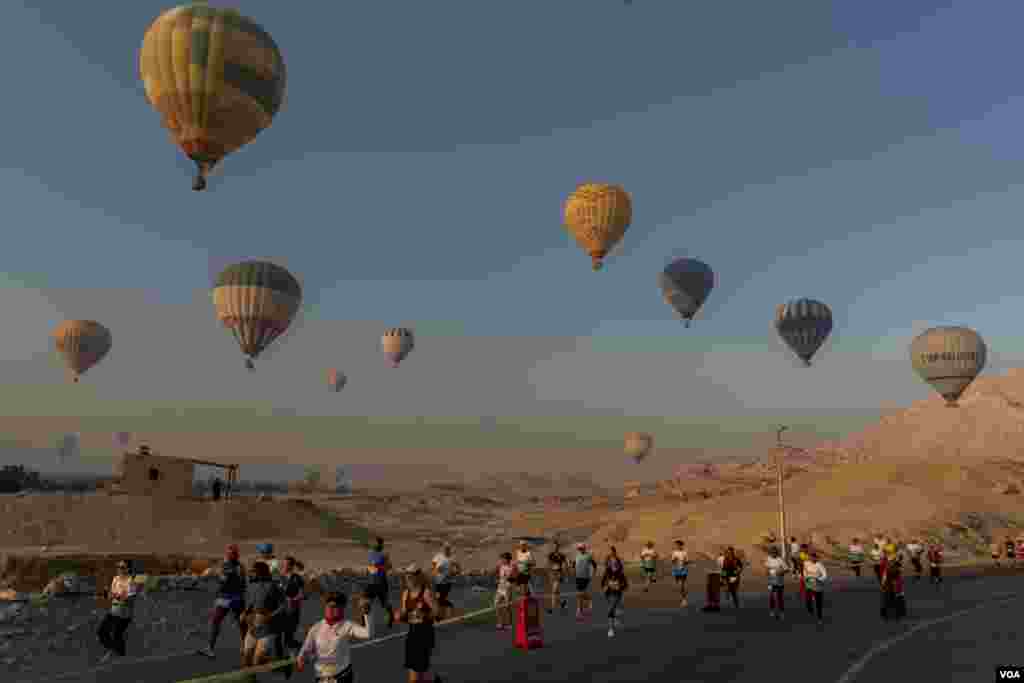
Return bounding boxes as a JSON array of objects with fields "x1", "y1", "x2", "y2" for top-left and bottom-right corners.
[
  {"x1": 909, "y1": 326, "x2": 986, "y2": 407},
  {"x1": 563, "y1": 183, "x2": 633, "y2": 270},
  {"x1": 624, "y1": 431, "x2": 654, "y2": 464},
  {"x1": 52, "y1": 320, "x2": 112, "y2": 383},
  {"x1": 327, "y1": 369, "x2": 347, "y2": 392},
  {"x1": 658, "y1": 258, "x2": 715, "y2": 327},
  {"x1": 212, "y1": 261, "x2": 302, "y2": 370},
  {"x1": 113, "y1": 432, "x2": 132, "y2": 450},
  {"x1": 774, "y1": 298, "x2": 833, "y2": 366},
  {"x1": 381, "y1": 328, "x2": 414, "y2": 368},
  {"x1": 139, "y1": 2, "x2": 286, "y2": 191}
]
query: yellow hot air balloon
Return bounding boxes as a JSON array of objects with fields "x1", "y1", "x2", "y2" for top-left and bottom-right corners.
[
  {"x1": 563, "y1": 183, "x2": 633, "y2": 270},
  {"x1": 624, "y1": 431, "x2": 654, "y2": 464},
  {"x1": 909, "y1": 326, "x2": 986, "y2": 406},
  {"x1": 139, "y1": 2, "x2": 286, "y2": 191},
  {"x1": 52, "y1": 320, "x2": 112, "y2": 383}
]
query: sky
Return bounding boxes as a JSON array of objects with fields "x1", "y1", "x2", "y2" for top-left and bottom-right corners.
[{"x1": 3, "y1": 0, "x2": 1024, "y2": 461}]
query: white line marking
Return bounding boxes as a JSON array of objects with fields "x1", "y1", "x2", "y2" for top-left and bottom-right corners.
[{"x1": 834, "y1": 592, "x2": 1021, "y2": 683}]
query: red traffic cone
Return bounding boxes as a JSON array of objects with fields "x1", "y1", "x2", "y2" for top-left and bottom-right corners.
[{"x1": 514, "y1": 594, "x2": 544, "y2": 650}]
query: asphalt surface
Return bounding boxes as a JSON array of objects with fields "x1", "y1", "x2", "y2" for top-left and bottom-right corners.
[{"x1": 15, "y1": 571, "x2": 1024, "y2": 682}]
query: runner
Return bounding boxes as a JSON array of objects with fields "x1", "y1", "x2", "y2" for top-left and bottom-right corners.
[
  {"x1": 869, "y1": 541, "x2": 883, "y2": 585},
  {"x1": 670, "y1": 540, "x2": 690, "y2": 608},
  {"x1": 1017, "y1": 536, "x2": 1024, "y2": 566},
  {"x1": 295, "y1": 591, "x2": 373, "y2": 683},
  {"x1": 573, "y1": 542, "x2": 598, "y2": 621},
  {"x1": 600, "y1": 546, "x2": 628, "y2": 638},
  {"x1": 198, "y1": 544, "x2": 247, "y2": 659},
  {"x1": 847, "y1": 537, "x2": 865, "y2": 578},
  {"x1": 788, "y1": 537, "x2": 800, "y2": 574},
  {"x1": 257, "y1": 543, "x2": 281, "y2": 578},
  {"x1": 279, "y1": 556, "x2": 307, "y2": 652},
  {"x1": 431, "y1": 543, "x2": 455, "y2": 621},
  {"x1": 240, "y1": 561, "x2": 287, "y2": 670},
  {"x1": 397, "y1": 565, "x2": 443, "y2": 682},
  {"x1": 905, "y1": 538, "x2": 925, "y2": 580},
  {"x1": 97, "y1": 559, "x2": 141, "y2": 663},
  {"x1": 366, "y1": 537, "x2": 395, "y2": 628},
  {"x1": 879, "y1": 547, "x2": 906, "y2": 620},
  {"x1": 1005, "y1": 536, "x2": 1017, "y2": 565},
  {"x1": 494, "y1": 552, "x2": 517, "y2": 630},
  {"x1": 639, "y1": 541, "x2": 659, "y2": 592},
  {"x1": 546, "y1": 541, "x2": 569, "y2": 614},
  {"x1": 803, "y1": 550, "x2": 827, "y2": 627},
  {"x1": 927, "y1": 540, "x2": 944, "y2": 585},
  {"x1": 990, "y1": 540, "x2": 1002, "y2": 568},
  {"x1": 720, "y1": 546, "x2": 744, "y2": 609},
  {"x1": 515, "y1": 540, "x2": 536, "y2": 599},
  {"x1": 765, "y1": 546, "x2": 788, "y2": 620},
  {"x1": 797, "y1": 543, "x2": 810, "y2": 601}
]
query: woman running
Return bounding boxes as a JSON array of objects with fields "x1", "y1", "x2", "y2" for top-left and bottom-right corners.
[
  {"x1": 670, "y1": 540, "x2": 690, "y2": 607},
  {"x1": 198, "y1": 544, "x2": 247, "y2": 659},
  {"x1": 847, "y1": 538, "x2": 865, "y2": 578},
  {"x1": 397, "y1": 566, "x2": 443, "y2": 682},
  {"x1": 494, "y1": 552, "x2": 516, "y2": 630},
  {"x1": 574, "y1": 542, "x2": 598, "y2": 620},
  {"x1": 296, "y1": 591, "x2": 373, "y2": 683},
  {"x1": 640, "y1": 541, "x2": 659, "y2": 591},
  {"x1": 765, "y1": 546, "x2": 787, "y2": 620},
  {"x1": 97, "y1": 560, "x2": 141, "y2": 663},
  {"x1": 515, "y1": 540, "x2": 536, "y2": 599},
  {"x1": 803, "y1": 550, "x2": 827, "y2": 627},
  {"x1": 600, "y1": 546, "x2": 628, "y2": 638},
  {"x1": 721, "y1": 547, "x2": 744, "y2": 609},
  {"x1": 546, "y1": 541, "x2": 569, "y2": 614},
  {"x1": 240, "y1": 561, "x2": 286, "y2": 670}
]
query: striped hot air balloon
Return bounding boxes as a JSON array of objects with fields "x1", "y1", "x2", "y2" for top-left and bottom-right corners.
[
  {"x1": 563, "y1": 183, "x2": 633, "y2": 270},
  {"x1": 52, "y1": 320, "x2": 112, "y2": 383},
  {"x1": 381, "y1": 328, "x2": 414, "y2": 368},
  {"x1": 774, "y1": 298, "x2": 833, "y2": 366},
  {"x1": 624, "y1": 432, "x2": 654, "y2": 464},
  {"x1": 212, "y1": 261, "x2": 302, "y2": 370},
  {"x1": 909, "y1": 326, "x2": 986, "y2": 407},
  {"x1": 139, "y1": 2, "x2": 286, "y2": 191},
  {"x1": 658, "y1": 258, "x2": 715, "y2": 327}
]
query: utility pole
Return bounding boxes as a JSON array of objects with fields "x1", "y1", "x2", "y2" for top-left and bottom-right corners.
[{"x1": 776, "y1": 426, "x2": 788, "y2": 562}]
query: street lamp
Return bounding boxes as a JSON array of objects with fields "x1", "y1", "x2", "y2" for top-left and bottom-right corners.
[{"x1": 775, "y1": 426, "x2": 789, "y2": 562}]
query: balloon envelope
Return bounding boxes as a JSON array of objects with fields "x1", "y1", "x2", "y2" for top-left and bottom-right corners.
[
  {"x1": 774, "y1": 299, "x2": 832, "y2": 366},
  {"x1": 113, "y1": 432, "x2": 132, "y2": 449},
  {"x1": 658, "y1": 258, "x2": 715, "y2": 324},
  {"x1": 624, "y1": 431, "x2": 654, "y2": 463},
  {"x1": 381, "y1": 328, "x2": 415, "y2": 367},
  {"x1": 563, "y1": 183, "x2": 632, "y2": 270},
  {"x1": 909, "y1": 326, "x2": 986, "y2": 405},
  {"x1": 52, "y1": 320, "x2": 112, "y2": 382}
]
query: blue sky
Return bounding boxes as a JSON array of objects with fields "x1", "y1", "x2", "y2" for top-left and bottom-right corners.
[{"x1": 3, "y1": 0, "x2": 1024, "y2": 441}]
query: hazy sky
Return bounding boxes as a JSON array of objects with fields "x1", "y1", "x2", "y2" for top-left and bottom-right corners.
[{"x1": 3, "y1": 1, "x2": 1024, "y2": 442}]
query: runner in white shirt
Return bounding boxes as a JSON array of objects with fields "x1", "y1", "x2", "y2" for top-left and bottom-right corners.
[
  {"x1": 494, "y1": 552, "x2": 516, "y2": 630},
  {"x1": 639, "y1": 541, "x2": 659, "y2": 592},
  {"x1": 670, "y1": 540, "x2": 690, "y2": 608},
  {"x1": 296, "y1": 592, "x2": 373, "y2": 683},
  {"x1": 803, "y1": 551, "x2": 828, "y2": 627},
  {"x1": 764, "y1": 547, "x2": 788, "y2": 620}
]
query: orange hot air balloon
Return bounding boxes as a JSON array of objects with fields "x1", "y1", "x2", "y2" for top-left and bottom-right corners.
[
  {"x1": 52, "y1": 320, "x2": 112, "y2": 383},
  {"x1": 563, "y1": 183, "x2": 633, "y2": 270}
]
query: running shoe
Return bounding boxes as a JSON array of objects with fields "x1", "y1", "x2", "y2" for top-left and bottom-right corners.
[{"x1": 196, "y1": 646, "x2": 216, "y2": 659}]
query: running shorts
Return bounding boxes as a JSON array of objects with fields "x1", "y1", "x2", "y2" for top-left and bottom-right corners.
[
  {"x1": 575, "y1": 578, "x2": 591, "y2": 592},
  {"x1": 672, "y1": 568, "x2": 688, "y2": 578},
  {"x1": 515, "y1": 573, "x2": 531, "y2": 586},
  {"x1": 214, "y1": 595, "x2": 244, "y2": 611},
  {"x1": 642, "y1": 567, "x2": 656, "y2": 576}
]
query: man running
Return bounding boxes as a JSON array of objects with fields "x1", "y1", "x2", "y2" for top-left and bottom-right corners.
[
  {"x1": 927, "y1": 540, "x2": 944, "y2": 585},
  {"x1": 574, "y1": 542, "x2": 598, "y2": 621},
  {"x1": 803, "y1": 550, "x2": 827, "y2": 627},
  {"x1": 640, "y1": 541, "x2": 659, "y2": 592},
  {"x1": 240, "y1": 561, "x2": 287, "y2": 670},
  {"x1": 279, "y1": 556, "x2": 306, "y2": 653},
  {"x1": 765, "y1": 546, "x2": 788, "y2": 619},
  {"x1": 296, "y1": 591, "x2": 374, "y2": 683},
  {"x1": 494, "y1": 552, "x2": 517, "y2": 630},
  {"x1": 670, "y1": 540, "x2": 690, "y2": 608},
  {"x1": 515, "y1": 540, "x2": 536, "y2": 599},
  {"x1": 905, "y1": 538, "x2": 925, "y2": 580},
  {"x1": 366, "y1": 537, "x2": 395, "y2": 628},
  {"x1": 546, "y1": 541, "x2": 569, "y2": 614},
  {"x1": 198, "y1": 544, "x2": 247, "y2": 659},
  {"x1": 431, "y1": 543, "x2": 455, "y2": 621},
  {"x1": 847, "y1": 537, "x2": 865, "y2": 578}
]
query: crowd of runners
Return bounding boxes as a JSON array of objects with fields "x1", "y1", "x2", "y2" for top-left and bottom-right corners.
[{"x1": 88, "y1": 532, "x2": 1024, "y2": 681}]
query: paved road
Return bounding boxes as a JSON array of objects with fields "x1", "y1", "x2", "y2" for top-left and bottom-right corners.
[{"x1": 16, "y1": 572, "x2": 1023, "y2": 682}]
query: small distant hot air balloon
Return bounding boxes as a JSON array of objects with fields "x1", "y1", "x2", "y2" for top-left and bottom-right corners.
[
  {"x1": 57, "y1": 433, "x2": 80, "y2": 463},
  {"x1": 113, "y1": 432, "x2": 132, "y2": 450},
  {"x1": 212, "y1": 261, "x2": 302, "y2": 370},
  {"x1": 563, "y1": 183, "x2": 633, "y2": 270},
  {"x1": 774, "y1": 298, "x2": 833, "y2": 366},
  {"x1": 658, "y1": 258, "x2": 715, "y2": 327},
  {"x1": 327, "y1": 369, "x2": 347, "y2": 393},
  {"x1": 909, "y1": 326, "x2": 987, "y2": 407},
  {"x1": 139, "y1": 2, "x2": 287, "y2": 191},
  {"x1": 52, "y1": 320, "x2": 112, "y2": 383},
  {"x1": 381, "y1": 328, "x2": 415, "y2": 368},
  {"x1": 624, "y1": 431, "x2": 654, "y2": 464}
]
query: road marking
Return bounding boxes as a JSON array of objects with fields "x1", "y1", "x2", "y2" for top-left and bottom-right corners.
[{"x1": 834, "y1": 591, "x2": 1022, "y2": 683}]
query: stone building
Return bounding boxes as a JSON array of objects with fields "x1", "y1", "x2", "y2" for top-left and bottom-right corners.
[{"x1": 113, "y1": 445, "x2": 195, "y2": 499}]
